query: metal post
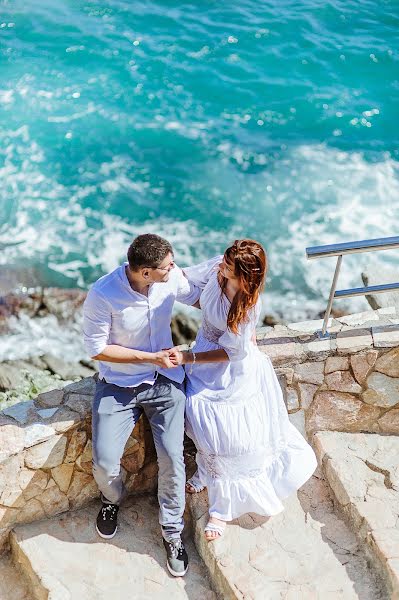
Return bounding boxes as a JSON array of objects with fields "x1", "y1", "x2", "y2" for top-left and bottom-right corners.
[{"x1": 319, "y1": 255, "x2": 343, "y2": 338}]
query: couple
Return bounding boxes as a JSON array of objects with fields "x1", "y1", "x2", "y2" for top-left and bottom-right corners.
[{"x1": 83, "y1": 233, "x2": 317, "y2": 578}]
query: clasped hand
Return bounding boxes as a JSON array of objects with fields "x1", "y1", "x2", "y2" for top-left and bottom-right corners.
[{"x1": 153, "y1": 347, "x2": 185, "y2": 369}]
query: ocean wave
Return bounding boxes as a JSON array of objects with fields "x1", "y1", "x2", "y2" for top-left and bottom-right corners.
[
  {"x1": 1, "y1": 0, "x2": 398, "y2": 323},
  {"x1": 1, "y1": 121, "x2": 398, "y2": 322}
]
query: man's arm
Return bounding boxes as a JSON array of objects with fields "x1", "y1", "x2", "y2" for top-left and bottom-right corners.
[
  {"x1": 93, "y1": 345, "x2": 174, "y2": 368},
  {"x1": 83, "y1": 288, "x2": 174, "y2": 368},
  {"x1": 174, "y1": 265, "x2": 202, "y2": 306}
]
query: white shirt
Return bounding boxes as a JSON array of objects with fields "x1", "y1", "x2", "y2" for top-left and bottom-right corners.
[{"x1": 83, "y1": 262, "x2": 200, "y2": 387}]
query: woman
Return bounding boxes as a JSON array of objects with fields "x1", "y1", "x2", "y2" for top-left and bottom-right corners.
[{"x1": 169, "y1": 239, "x2": 317, "y2": 541}]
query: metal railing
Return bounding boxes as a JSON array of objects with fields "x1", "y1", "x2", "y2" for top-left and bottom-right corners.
[{"x1": 306, "y1": 236, "x2": 399, "y2": 338}]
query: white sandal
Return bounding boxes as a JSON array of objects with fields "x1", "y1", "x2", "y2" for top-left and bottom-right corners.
[
  {"x1": 204, "y1": 521, "x2": 226, "y2": 540},
  {"x1": 185, "y1": 472, "x2": 205, "y2": 494}
]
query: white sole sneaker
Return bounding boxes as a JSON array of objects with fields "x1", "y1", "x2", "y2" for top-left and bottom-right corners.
[
  {"x1": 166, "y1": 561, "x2": 188, "y2": 577},
  {"x1": 95, "y1": 524, "x2": 118, "y2": 539}
]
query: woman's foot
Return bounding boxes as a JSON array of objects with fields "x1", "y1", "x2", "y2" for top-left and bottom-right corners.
[
  {"x1": 185, "y1": 472, "x2": 205, "y2": 494},
  {"x1": 204, "y1": 516, "x2": 226, "y2": 541}
]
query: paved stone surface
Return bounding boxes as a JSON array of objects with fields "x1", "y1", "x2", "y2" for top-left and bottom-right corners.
[
  {"x1": 10, "y1": 494, "x2": 216, "y2": 600},
  {"x1": 314, "y1": 431, "x2": 399, "y2": 599},
  {"x1": 188, "y1": 474, "x2": 388, "y2": 599},
  {"x1": 0, "y1": 553, "x2": 32, "y2": 600}
]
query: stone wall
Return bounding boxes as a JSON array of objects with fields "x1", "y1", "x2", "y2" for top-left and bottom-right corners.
[
  {"x1": 1, "y1": 306, "x2": 399, "y2": 552},
  {"x1": 257, "y1": 307, "x2": 399, "y2": 439},
  {"x1": 0, "y1": 377, "x2": 157, "y2": 552}
]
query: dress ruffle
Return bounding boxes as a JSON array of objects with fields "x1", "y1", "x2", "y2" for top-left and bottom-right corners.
[{"x1": 194, "y1": 432, "x2": 318, "y2": 520}]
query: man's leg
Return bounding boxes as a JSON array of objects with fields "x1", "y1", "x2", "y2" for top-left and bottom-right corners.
[
  {"x1": 137, "y1": 376, "x2": 186, "y2": 541},
  {"x1": 92, "y1": 380, "x2": 142, "y2": 505}
]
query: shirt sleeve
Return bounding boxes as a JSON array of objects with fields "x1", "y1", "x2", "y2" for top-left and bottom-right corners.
[
  {"x1": 183, "y1": 255, "x2": 223, "y2": 289},
  {"x1": 174, "y1": 265, "x2": 202, "y2": 306},
  {"x1": 82, "y1": 287, "x2": 112, "y2": 357}
]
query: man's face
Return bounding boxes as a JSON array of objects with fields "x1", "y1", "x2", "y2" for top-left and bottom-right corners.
[{"x1": 143, "y1": 252, "x2": 175, "y2": 283}]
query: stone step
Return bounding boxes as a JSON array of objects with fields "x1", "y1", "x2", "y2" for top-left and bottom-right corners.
[
  {"x1": 314, "y1": 431, "x2": 399, "y2": 600},
  {"x1": 10, "y1": 495, "x2": 216, "y2": 600},
  {"x1": 188, "y1": 473, "x2": 389, "y2": 599},
  {"x1": 0, "y1": 554, "x2": 31, "y2": 600}
]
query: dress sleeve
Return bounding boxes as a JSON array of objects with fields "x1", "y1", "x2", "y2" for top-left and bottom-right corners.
[
  {"x1": 218, "y1": 300, "x2": 261, "y2": 362},
  {"x1": 183, "y1": 255, "x2": 223, "y2": 290},
  {"x1": 82, "y1": 287, "x2": 112, "y2": 358}
]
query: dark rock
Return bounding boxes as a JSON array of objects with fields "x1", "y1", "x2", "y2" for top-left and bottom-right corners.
[
  {"x1": 64, "y1": 393, "x2": 92, "y2": 416},
  {"x1": 41, "y1": 354, "x2": 94, "y2": 381},
  {"x1": 0, "y1": 363, "x2": 25, "y2": 391},
  {"x1": 41, "y1": 288, "x2": 86, "y2": 321},
  {"x1": 315, "y1": 307, "x2": 349, "y2": 319},
  {"x1": 79, "y1": 358, "x2": 98, "y2": 372},
  {"x1": 171, "y1": 313, "x2": 199, "y2": 346},
  {"x1": 27, "y1": 355, "x2": 49, "y2": 370},
  {"x1": 262, "y1": 314, "x2": 281, "y2": 327},
  {"x1": 36, "y1": 388, "x2": 65, "y2": 408},
  {"x1": 63, "y1": 377, "x2": 96, "y2": 396},
  {"x1": 0, "y1": 287, "x2": 87, "y2": 332},
  {"x1": 0, "y1": 291, "x2": 43, "y2": 332}
]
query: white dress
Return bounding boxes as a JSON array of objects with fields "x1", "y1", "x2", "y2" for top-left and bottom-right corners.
[{"x1": 183, "y1": 256, "x2": 317, "y2": 521}]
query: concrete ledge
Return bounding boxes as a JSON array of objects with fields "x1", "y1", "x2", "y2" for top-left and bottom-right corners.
[
  {"x1": 187, "y1": 473, "x2": 387, "y2": 599},
  {"x1": 0, "y1": 377, "x2": 158, "y2": 551},
  {"x1": 9, "y1": 496, "x2": 216, "y2": 600},
  {"x1": 314, "y1": 431, "x2": 399, "y2": 599}
]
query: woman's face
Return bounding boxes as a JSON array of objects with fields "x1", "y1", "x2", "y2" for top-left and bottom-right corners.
[{"x1": 219, "y1": 256, "x2": 239, "y2": 281}]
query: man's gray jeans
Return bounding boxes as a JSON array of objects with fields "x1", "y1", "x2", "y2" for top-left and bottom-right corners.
[{"x1": 92, "y1": 374, "x2": 186, "y2": 541}]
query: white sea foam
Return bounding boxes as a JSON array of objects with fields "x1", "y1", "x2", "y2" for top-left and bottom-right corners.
[
  {"x1": 1, "y1": 125, "x2": 398, "y2": 324},
  {"x1": 0, "y1": 314, "x2": 85, "y2": 362}
]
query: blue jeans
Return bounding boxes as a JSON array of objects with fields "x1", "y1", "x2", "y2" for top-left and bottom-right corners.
[{"x1": 92, "y1": 375, "x2": 186, "y2": 541}]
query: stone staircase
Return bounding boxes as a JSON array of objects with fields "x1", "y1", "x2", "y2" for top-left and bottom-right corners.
[
  {"x1": 8, "y1": 495, "x2": 215, "y2": 600},
  {"x1": 3, "y1": 430, "x2": 398, "y2": 599}
]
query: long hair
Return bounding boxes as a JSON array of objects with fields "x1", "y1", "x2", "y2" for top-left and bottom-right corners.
[{"x1": 218, "y1": 239, "x2": 267, "y2": 334}]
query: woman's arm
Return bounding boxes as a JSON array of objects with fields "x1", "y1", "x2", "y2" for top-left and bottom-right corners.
[{"x1": 167, "y1": 347, "x2": 228, "y2": 366}]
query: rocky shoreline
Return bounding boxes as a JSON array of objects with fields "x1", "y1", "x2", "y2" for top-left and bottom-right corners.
[{"x1": 0, "y1": 287, "x2": 202, "y2": 408}]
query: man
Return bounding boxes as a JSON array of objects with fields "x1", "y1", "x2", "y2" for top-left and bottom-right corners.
[{"x1": 83, "y1": 233, "x2": 201, "y2": 577}]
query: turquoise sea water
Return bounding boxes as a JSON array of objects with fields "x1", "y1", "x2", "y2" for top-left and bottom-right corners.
[{"x1": 1, "y1": 0, "x2": 398, "y2": 320}]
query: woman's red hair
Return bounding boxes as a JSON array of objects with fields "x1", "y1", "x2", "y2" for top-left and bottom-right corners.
[{"x1": 218, "y1": 239, "x2": 267, "y2": 334}]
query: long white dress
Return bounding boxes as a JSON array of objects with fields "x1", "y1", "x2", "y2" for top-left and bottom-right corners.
[{"x1": 183, "y1": 256, "x2": 318, "y2": 521}]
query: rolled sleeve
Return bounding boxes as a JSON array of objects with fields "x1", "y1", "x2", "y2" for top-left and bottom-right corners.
[
  {"x1": 82, "y1": 288, "x2": 112, "y2": 358},
  {"x1": 183, "y1": 255, "x2": 223, "y2": 289},
  {"x1": 175, "y1": 265, "x2": 201, "y2": 306}
]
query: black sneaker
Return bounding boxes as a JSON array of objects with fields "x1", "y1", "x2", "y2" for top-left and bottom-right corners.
[
  {"x1": 96, "y1": 500, "x2": 119, "y2": 539},
  {"x1": 163, "y1": 537, "x2": 189, "y2": 577}
]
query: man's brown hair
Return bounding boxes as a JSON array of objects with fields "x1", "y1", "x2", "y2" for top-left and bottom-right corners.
[{"x1": 127, "y1": 234, "x2": 173, "y2": 271}]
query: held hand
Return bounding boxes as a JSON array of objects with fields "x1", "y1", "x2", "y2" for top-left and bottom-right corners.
[
  {"x1": 153, "y1": 350, "x2": 175, "y2": 369},
  {"x1": 166, "y1": 347, "x2": 185, "y2": 366}
]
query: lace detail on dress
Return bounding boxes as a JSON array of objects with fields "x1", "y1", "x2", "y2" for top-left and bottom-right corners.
[
  {"x1": 197, "y1": 443, "x2": 286, "y2": 481},
  {"x1": 201, "y1": 317, "x2": 224, "y2": 344}
]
